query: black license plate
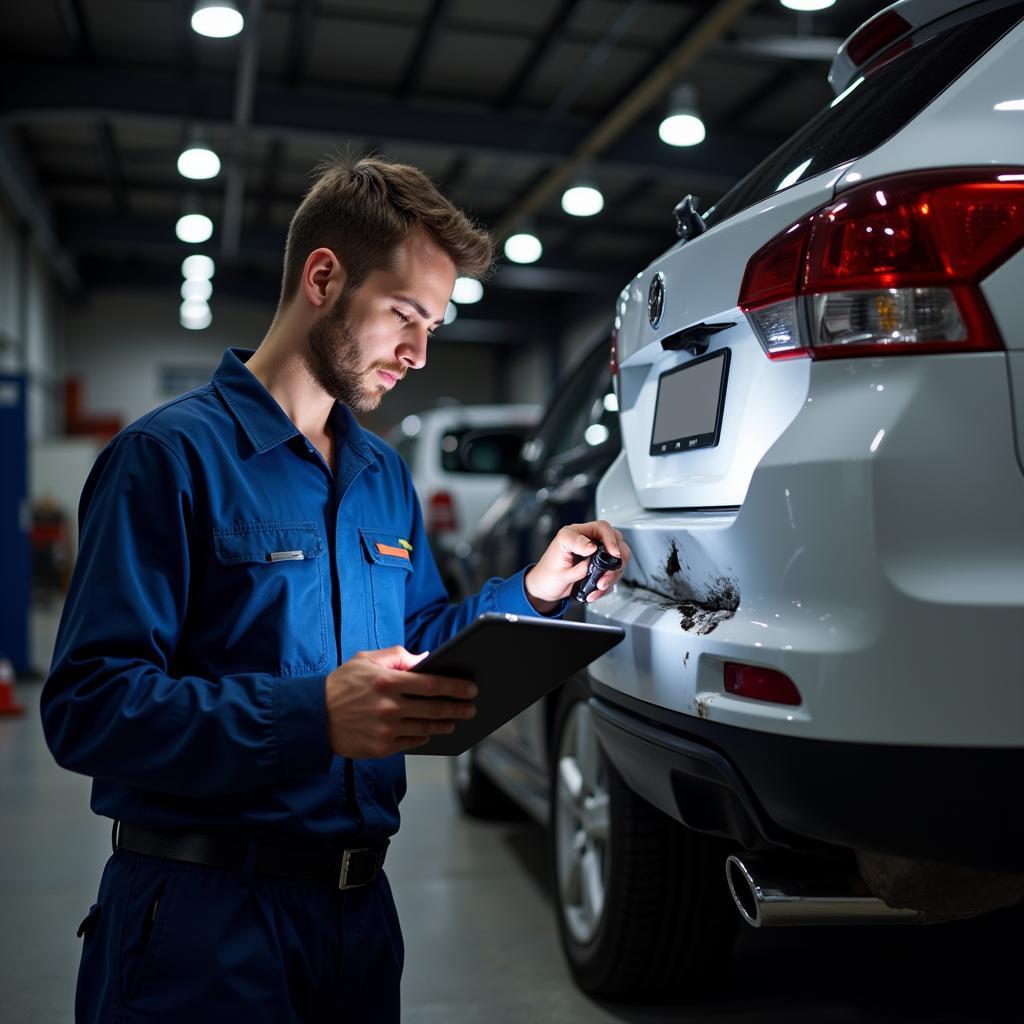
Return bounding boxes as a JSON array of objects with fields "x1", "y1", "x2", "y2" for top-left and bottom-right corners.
[{"x1": 649, "y1": 349, "x2": 730, "y2": 456}]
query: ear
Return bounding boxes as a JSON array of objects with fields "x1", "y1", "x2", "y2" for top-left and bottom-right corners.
[{"x1": 300, "y1": 247, "x2": 347, "y2": 309}]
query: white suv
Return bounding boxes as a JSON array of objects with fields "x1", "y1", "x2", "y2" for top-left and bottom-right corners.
[
  {"x1": 558, "y1": 0, "x2": 1024, "y2": 1000},
  {"x1": 388, "y1": 403, "x2": 540, "y2": 594}
]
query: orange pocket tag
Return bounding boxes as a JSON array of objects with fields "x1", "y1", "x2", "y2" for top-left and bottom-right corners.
[{"x1": 376, "y1": 543, "x2": 410, "y2": 559}]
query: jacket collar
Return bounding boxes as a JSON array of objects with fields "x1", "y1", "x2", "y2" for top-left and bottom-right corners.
[{"x1": 212, "y1": 347, "x2": 376, "y2": 463}]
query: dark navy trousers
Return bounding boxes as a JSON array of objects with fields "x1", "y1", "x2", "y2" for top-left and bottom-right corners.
[{"x1": 75, "y1": 849, "x2": 403, "y2": 1023}]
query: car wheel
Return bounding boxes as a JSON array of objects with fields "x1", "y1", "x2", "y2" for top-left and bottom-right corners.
[
  {"x1": 550, "y1": 679, "x2": 738, "y2": 999},
  {"x1": 449, "y1": 746, "x2": 523, "y2": 820}
]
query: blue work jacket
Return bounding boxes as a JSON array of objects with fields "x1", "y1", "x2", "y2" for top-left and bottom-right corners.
[{"x1": 42, "y1": 348, "x2": 556, "y2": 843}]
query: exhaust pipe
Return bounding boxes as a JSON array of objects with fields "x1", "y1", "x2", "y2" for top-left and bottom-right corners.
[{"x1": 725, "y1": 853, "x2": 924, "y2": 928}]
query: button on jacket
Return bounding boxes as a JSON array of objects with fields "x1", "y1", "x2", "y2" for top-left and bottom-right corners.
[{"x1": 42, "y1": 348, "x2": 554, "y2": 843}]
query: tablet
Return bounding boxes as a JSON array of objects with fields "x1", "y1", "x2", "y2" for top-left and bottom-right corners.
[{"x1": 407, "y1": 612, "x2": 624, "y2": 756}]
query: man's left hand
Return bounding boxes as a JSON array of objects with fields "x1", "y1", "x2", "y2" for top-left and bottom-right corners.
[{"x1": 524, "y1": 521, "x2": 631, "y2": 615}]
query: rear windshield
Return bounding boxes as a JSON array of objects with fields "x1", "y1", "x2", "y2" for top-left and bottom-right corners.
[{"x1": 704, "y1": 4, "x2": 1024, "y2": 228}]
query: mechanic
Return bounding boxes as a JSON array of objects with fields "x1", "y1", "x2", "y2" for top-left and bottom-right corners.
[{"x1": 40, "y1": 155, "x2": 628, "y2": 1024}]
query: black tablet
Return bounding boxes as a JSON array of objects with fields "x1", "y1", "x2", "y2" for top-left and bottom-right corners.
[{"x1": 407, "y1": 612, "x2": 624, "y2": 756}]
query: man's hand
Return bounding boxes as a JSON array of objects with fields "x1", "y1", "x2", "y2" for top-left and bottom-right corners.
[
  {"x1": 325, "y1": 646, "x2": 477, "y2": 758},
  {"x1": 524, "y1": 521, "x2": 631, "y2": 615}
]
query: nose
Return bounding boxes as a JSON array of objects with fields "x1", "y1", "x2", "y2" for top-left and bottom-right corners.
[{"x1": 397, "y1": 325, "x2": 428, "y2": 370}]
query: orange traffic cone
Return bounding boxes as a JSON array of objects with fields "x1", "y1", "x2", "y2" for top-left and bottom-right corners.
[{"x1": 0, "y1": 657, "x2": 25, "y2": 716}]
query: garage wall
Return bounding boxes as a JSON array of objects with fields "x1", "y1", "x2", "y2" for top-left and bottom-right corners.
[
  {"x1": 0, "y1": 197, "x2": 65, "y2": 442},
  {"x1": 64, "y1": 289, "x2": 502, "y2": 438}
]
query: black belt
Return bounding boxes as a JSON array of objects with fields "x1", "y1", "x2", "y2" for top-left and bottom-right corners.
[{"x1": 115, "y1": 822, "x2": 388, "y2": 890}]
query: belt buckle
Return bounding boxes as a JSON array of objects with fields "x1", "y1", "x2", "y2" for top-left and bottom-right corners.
[{"x1": 338, "y1": 848, "x2": 372, "y2": 890}]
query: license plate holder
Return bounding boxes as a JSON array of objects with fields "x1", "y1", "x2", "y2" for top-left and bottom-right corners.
[{"x1": 649, "y1": 348, "x2": 730, "y2": 456}]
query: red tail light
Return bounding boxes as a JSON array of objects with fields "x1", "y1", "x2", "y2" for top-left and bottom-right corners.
[
  {"x1": 724, "y1": 662, "x2": 802, "y2": 707},
  {"x1": 739, "y1": 169, "x2": 1024, "y2": 360},
  {"x1": 845, "y1": 9, "x2": 911, "y2": 67},
  {"x1": 427, "y1": 490, "x2": 458, "y2": 533}
]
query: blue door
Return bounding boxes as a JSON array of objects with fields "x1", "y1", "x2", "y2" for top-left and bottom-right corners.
[{"x1": 0, "y1": 375, "x2": 29, "y2": 672}]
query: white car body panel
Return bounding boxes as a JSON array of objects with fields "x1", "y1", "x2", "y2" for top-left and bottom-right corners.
[{"x1": 593, "y1": 6, "x2": 1024, "y2": 755}]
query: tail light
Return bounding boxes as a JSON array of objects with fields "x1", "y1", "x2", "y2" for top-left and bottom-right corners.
[
  {"x1": 427, "y1": 490, "x2": 458, "y2": 534},
  {"x1": 739, "y1": 170, "x2": 1024, "y2": 360},
  {"x1": 724, "y1": 663, "x2": 802, "y2": 707}
]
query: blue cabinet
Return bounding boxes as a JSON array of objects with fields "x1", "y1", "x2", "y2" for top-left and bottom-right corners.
[{"x1": 0, "y1": 375, "x2": 29, "y2": 672}]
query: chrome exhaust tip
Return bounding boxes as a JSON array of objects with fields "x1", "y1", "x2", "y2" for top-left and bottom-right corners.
[{"x1": 725, "y1": 853, "x2": 924, "y2": 928}]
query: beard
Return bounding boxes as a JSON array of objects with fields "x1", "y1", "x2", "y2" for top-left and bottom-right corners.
[{"x1": 306, "y1": 293, "x2": 402, "y2": 413}]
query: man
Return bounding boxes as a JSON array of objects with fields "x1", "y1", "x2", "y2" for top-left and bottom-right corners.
[{"x1": 41, "y1": 156, "x2": 628, "y2": 1023}]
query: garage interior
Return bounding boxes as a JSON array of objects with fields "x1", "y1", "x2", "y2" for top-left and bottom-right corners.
[{"x1": 1, "y1": 1, "x2": 1022, "y2": 1021}]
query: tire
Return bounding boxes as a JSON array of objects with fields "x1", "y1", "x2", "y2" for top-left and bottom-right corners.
[
  {"x1": 449, "y1": 746, "x2": 524, "y2": 820},
  {"x1": 549, "y1": 679, "x2": 738, "y2": 1000}
]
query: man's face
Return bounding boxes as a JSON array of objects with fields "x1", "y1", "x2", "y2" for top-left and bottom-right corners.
[{"x1": 306, "y1": 230, "x2": 456, "y2": 413}]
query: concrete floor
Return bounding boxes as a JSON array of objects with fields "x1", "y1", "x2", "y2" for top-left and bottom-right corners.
[{"x1": 3, "y1": 678, "x2": 1023, "y2": 1023}]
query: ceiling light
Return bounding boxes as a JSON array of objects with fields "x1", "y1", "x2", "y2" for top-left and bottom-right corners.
[
  {"x1": 176, "y1": 214, "x2": 213, "y2": 243},
  {"x1": 177, "y1": 147, "x2": 221, "y2": 180},
  {"x1": 780, "y1": 0, "x2": 836, "y2": 11},
  {"x1": 443, "y1": 302, "x2": 458, "y2": 325},
  {"x1": 181, "y1": 254, "x2": 215, "y2": 280},
  {"x1": 191, "y1": 1, "x2": 244, "y2": 38},
  {"x1": 659, "y1": 84, "x2": 705, "y2": 147},
  {"x1": 452, "y1": 277, "x2": 483, "y2": 304},
  {"x1": 561, "y1": 183, "x2": 604, "y2": 217},
  {"x1": 180, "y1": 299, "x2": 212, "y2": 330},
  {"x1": 401, "y1": 415, "x2": 422, "y2": 437},
  {"x1": 504, "y1": 232, "x2": 542, "y2": 265},
  {"x1": 181, "y1": 278, "x2": 213, "y2": 302}
]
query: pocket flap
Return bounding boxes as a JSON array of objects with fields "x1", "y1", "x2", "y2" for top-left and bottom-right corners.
[
  {"x1": 214, "y1": 522, "x2": 324, "y2": 565},
  {"x1": 359, "y1": 528, "x2": 414, "y2": 570}
]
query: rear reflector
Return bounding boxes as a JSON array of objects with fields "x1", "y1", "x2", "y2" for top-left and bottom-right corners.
[
  {"x1": 427, "y1": 490, "x2": 458, "y2": 533},
  {"x1": 739, "y1": 169, "x2": 1024, "y2": 360},
  {"x1": 724, "y1": 663, "x2": 802, "y2": 707}
]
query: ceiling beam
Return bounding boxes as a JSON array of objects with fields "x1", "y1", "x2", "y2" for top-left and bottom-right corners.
[
  {"x1": 0, "y1": 62, "x2": 772, "y2": 184},
  {"x1": 60, "y1": 214, "x2": 633, "y2": 295},
  {"x1": 396, "y1": 0, "x2": 452, "y2": 100},
  {"x1": 492, "y1": 0, "x2": 758, "y2": 240},
  {"x1": 221, "y1": 0, "x2": 263, "y2": 261},
  {"x1": 286, "y1": 0, "x2": 316, "y2": 86},
  {"x1": 55, "y1": 0, "x2": 95, "y2": 61},
  {"x1": 497, "y1": 0, "x2": 580, "y2": 111}
]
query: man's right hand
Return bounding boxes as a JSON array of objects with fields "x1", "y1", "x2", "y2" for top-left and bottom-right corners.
[{"x1": 325, "y1": 646, "x2": 477, "y2": 759}]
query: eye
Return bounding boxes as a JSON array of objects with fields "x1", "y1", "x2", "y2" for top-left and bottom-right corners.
[{"x1": 393, "y1": 309, "x2": 411, "y2": 324}]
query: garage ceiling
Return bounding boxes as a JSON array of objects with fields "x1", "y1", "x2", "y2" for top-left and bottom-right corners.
[{"x1": 0, "y1": 0, "x2": 890, "y2": 345}]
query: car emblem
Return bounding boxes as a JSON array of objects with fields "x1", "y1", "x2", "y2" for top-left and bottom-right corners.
[{"x1": 648, "y1": 273, "x2": 665, "y2": 328}]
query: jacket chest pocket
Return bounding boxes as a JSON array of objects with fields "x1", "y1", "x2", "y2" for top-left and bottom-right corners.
[
  {"x1": 359, "y1": 528, "x2": 413, "y2": 650},
  {"x1": 211, "y1": 522, "x2": 328, "y2": 676}
]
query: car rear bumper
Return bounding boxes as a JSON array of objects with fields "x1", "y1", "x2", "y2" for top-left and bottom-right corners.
[{"x1": 589, "y1": 681, "x2": 1024, "y2": 872}]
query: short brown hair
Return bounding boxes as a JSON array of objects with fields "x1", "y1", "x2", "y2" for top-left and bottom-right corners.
[{"x1": 279, "y1": 155, "x2": 493, "y2": 306}]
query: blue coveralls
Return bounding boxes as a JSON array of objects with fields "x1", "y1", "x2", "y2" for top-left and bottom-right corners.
[{"x1": 41, "y1": 348, "x2": 557, "y2": 1023}]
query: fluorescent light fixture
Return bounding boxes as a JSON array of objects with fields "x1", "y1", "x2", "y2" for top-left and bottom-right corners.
[
  {"x1": 177, "y1": 147, "x2": 221, "y2": 180},
  {"x1": 191, "y1": 1, "x2": 243, "y2": 38},
  {"x1": 561, "y1": 184, "x2": 604, "y2": 217},
  {"x1": 994, "y1": 99, "x2": 1024, "y2": 111},
  {"x1": 452, "y1": 277, "x2": 483, "y2": 304},
  {"x1": 504, "y1": 232, "x2": 542, "y2": 264},
  {"x1": 176, "y1": 214, "x2": 213, "y2": 243},
  {"x1": 180, "y1": 299, "x2": 212, "y2": 330},
  {"x1": 181, "y1": 278, "x2": 213, "y2": 302},
  {"x1": 181, "y1": 254, "x2": 215, "y2": 280},
  {"x1": 780, "y1": 0, "x2": 835, "y2": 10},
  {"x1": 659, "y1": 84, "x2": 705, "y2": 147},
  {"x1": 443, "y1": 302, "x2": 458, "y2": 325}
]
